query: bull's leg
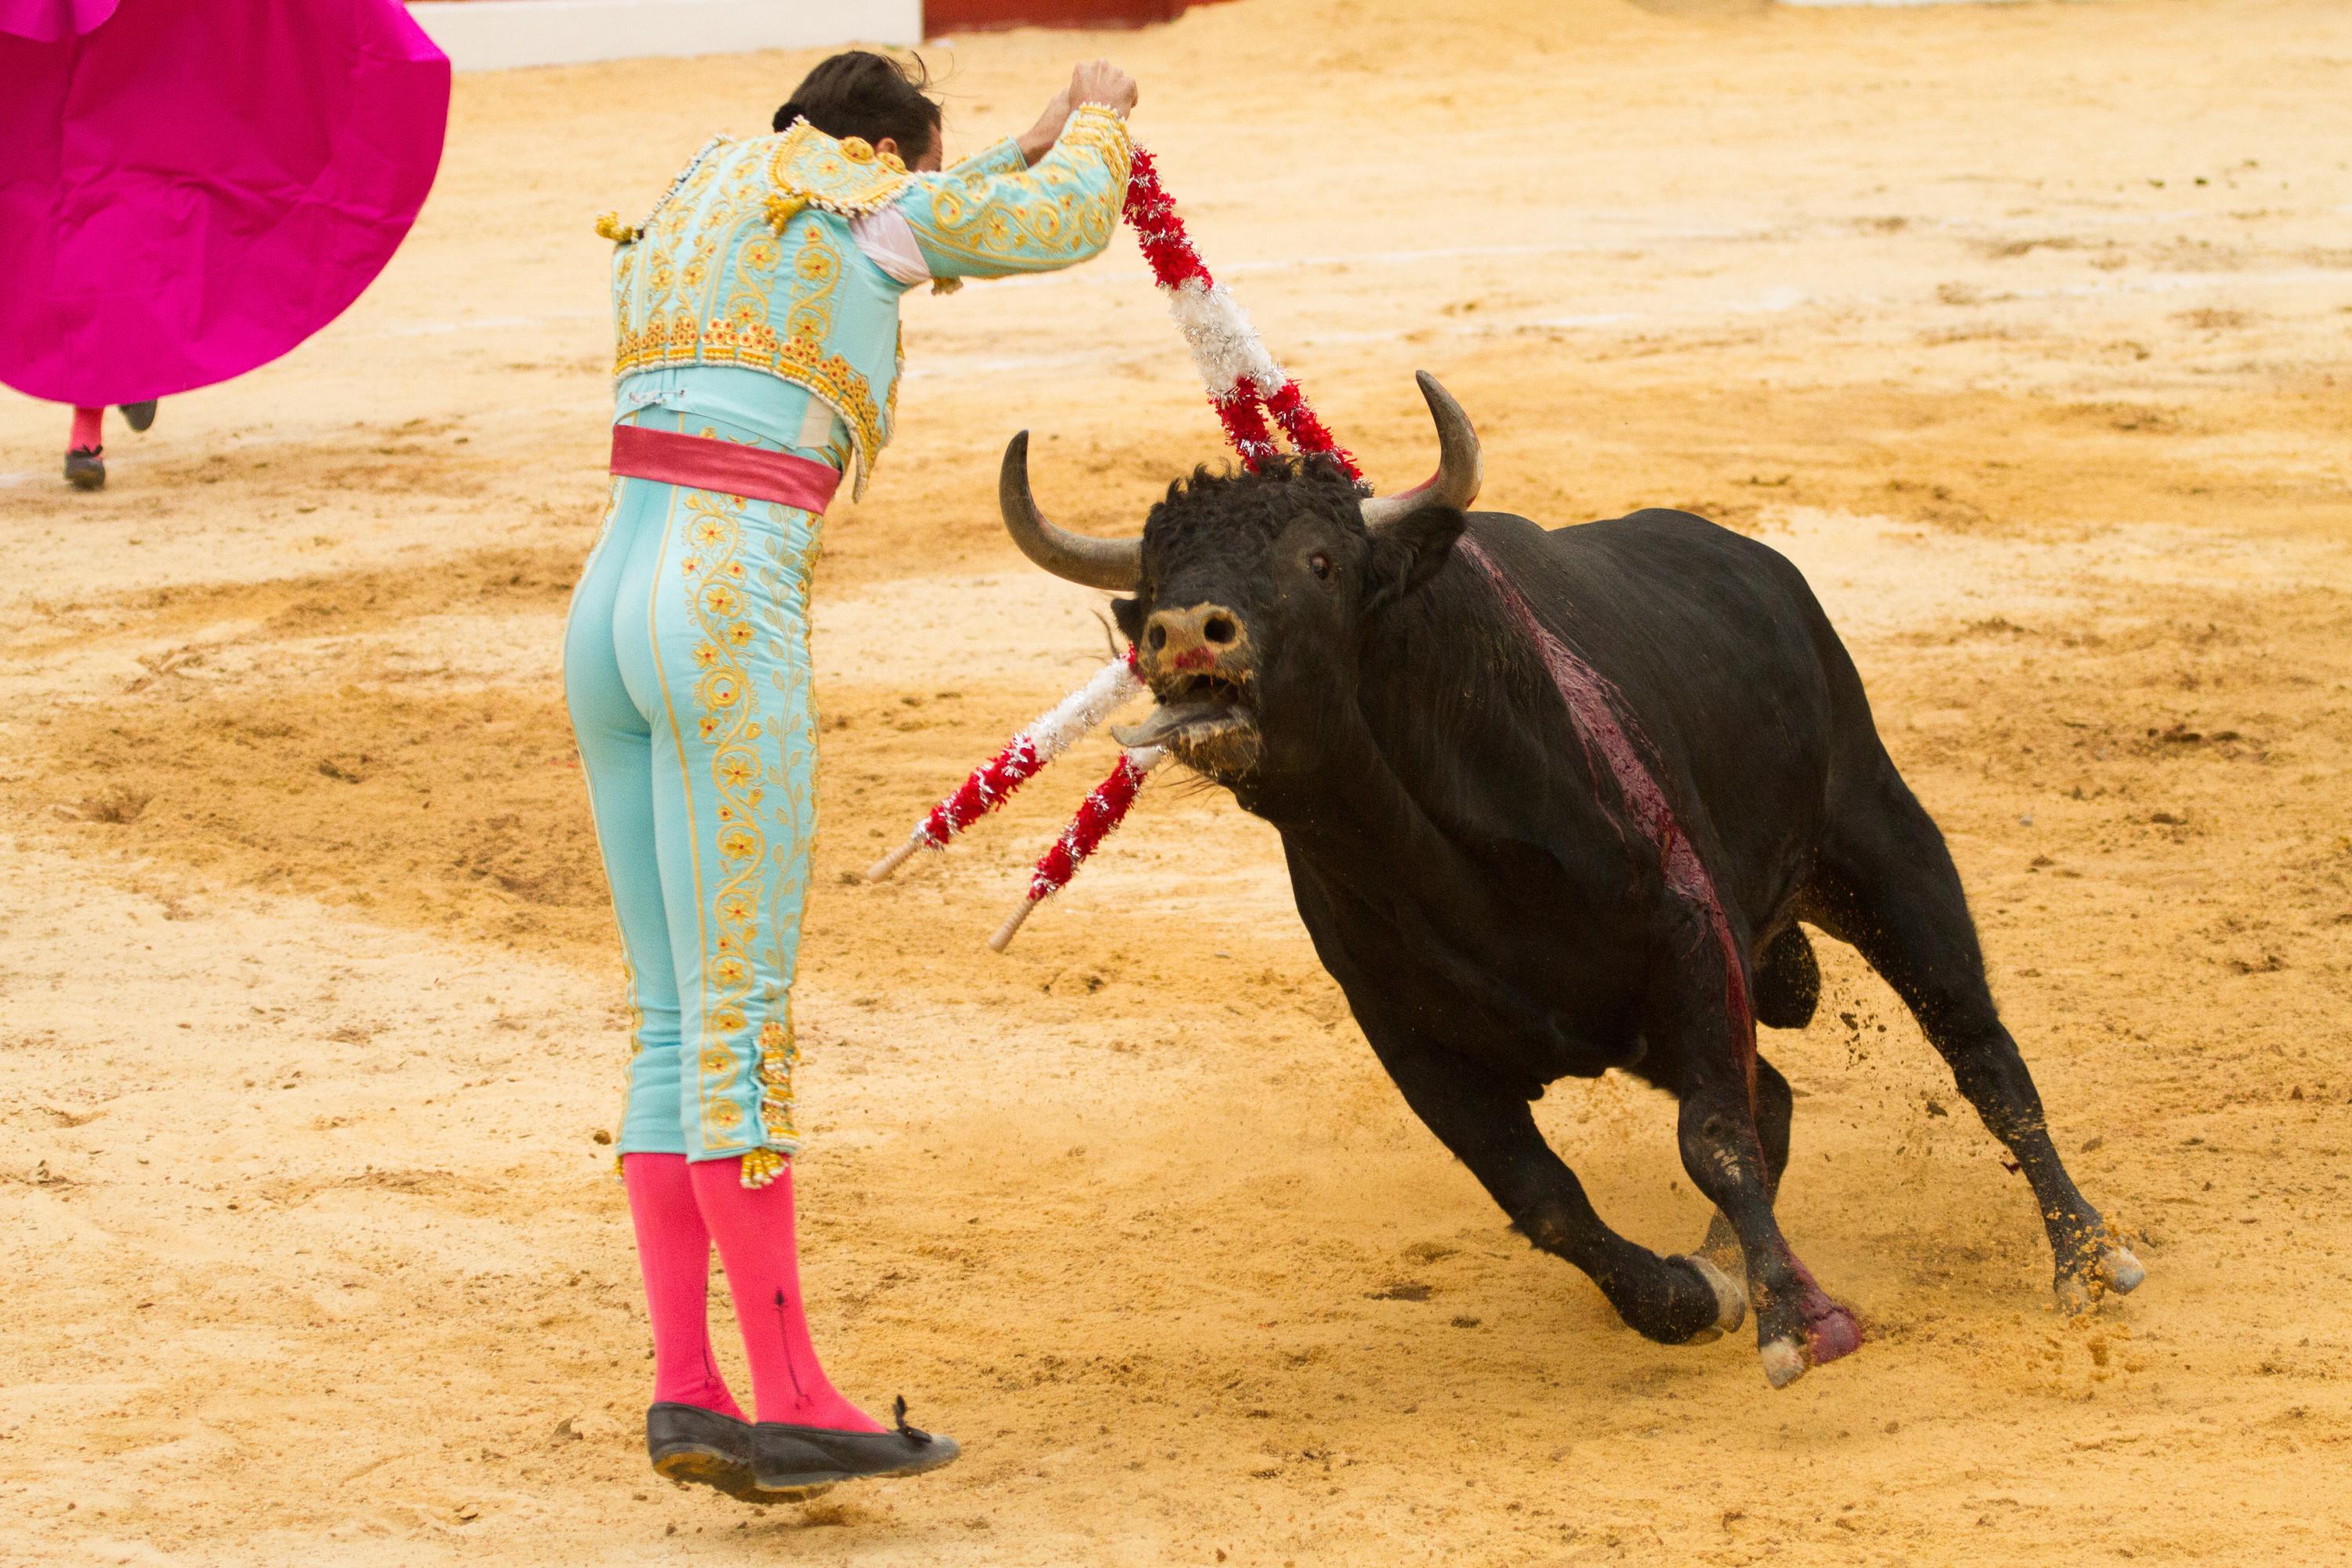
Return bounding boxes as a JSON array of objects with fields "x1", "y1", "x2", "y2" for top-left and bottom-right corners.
[
  {"x1": 1648, "y1": 942, "x2": 1863, "y2": 1389},
  {"x1": 1693, "y1": 1055, "x2": 1792, "y2": 1287},
  {"x1": 1813, "y1": 758, "x2": 2143, "y2": 1314},
  {"x1": 1367, "y1": 1033, "x2": 1743, "y2": 1347}
]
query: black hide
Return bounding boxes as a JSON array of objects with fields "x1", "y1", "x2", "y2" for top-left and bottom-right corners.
[{"x1": 1107, "y1": 459, "x2": 2138, "y2": 1382}]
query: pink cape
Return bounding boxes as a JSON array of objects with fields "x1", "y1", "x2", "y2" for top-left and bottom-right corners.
[
  {"x1": 0, "y1": 0, "x2": 118, "y2": 42},
  {"x1": 0, "y1": 0, "x2": 450, "y2": 407}
]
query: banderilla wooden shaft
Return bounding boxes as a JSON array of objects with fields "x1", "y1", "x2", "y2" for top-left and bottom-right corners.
[{"x1": 865, "y1": 830, "x2": 931, "y2": 883}]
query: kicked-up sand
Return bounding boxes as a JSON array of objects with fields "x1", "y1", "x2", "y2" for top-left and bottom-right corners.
[{"x1": 2, "y1": 0, "x2": 2350, "y2": 1561}]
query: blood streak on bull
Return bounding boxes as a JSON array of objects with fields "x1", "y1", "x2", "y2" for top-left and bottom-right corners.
[{"x1": 1455, "y1": 533, "x2": 1757, "y2": 1107}]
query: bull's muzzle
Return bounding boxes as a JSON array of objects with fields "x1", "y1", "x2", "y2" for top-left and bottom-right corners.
[
  {"x1": 1116, "y1": 601, "x2": 1261, "y2": 774},
  {"x1": 1142, "y1": 602, "x2": 1250, "y2": 685}
]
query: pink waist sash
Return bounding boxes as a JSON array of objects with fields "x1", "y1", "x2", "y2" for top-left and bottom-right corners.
[{"x1": 609, "y1": 423, "x2": 842, "y2": 513}]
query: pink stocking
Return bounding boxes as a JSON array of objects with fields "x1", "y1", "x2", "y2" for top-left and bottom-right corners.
[
  {"x1": 689, "y1": 1156, "x2": 882, "y2": 1432},
  {"x1": 69, "y1": 406, "x2": 102, "y2": 450},
  {"x1": 620, "y1": 1152, "x2": 745, "y2": 1418}
]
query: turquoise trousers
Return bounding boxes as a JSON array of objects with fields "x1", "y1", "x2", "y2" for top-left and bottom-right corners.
[{"x1": 564, "y1": 408, "x2": 826, "y2": 1185}]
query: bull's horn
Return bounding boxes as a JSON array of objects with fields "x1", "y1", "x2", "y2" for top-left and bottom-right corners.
[
  {"x1": 999, "y1": 430, "x2": 1143, "y2": 592},
  {"x1": 1358, "y1": 371, "x2": 1483, "y2": 528}
]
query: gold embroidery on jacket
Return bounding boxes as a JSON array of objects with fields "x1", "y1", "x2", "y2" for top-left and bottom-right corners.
[
  {"x1": 614, "y1": 140, "x2": 752, "y2": 394},
  {"x1": 612, "y1": 140, "x2": 887, "y2": 478},
  {"x1": 624, "y1": 318, "x2": 883, "y2": 466},
  {"x1": 614, "y1": 118, "x2": 1084, "y2": 499},
  {"x1": 1058, "y1": 105, "x2": 1135, "y2": 187},
  {"x1": 760, "y1": 121, "x2": 912, "y2": 234},
  {"x1": 915, "y1": 105, "x2": 1131, "y2": 273},
  {"x1": 783, "y1": 224, "x2": 841, "y2": 344}
]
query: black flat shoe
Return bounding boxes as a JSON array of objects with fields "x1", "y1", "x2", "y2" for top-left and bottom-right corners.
[
  {"x1": 648, "y1": 1403, "x2": 829, "y2": 1504},
  {"x1": 65, "y1": 446, "x2": 104, "y2": 490},
  {"x1": 747, "y1": 1398, "x2": 960, "y2": 1493},
  {"x1": 118, "y1": 400, "x2": 158, "y2": 433}
]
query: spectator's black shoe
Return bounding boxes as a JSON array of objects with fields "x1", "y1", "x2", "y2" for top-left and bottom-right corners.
[
  {"x1": 65, "y1": 446, "x2": 104, "y2": 490},
  {"x1": 118, "y1": 400, "x2": 158, "y2": 433},
  {"x1": 746, "y1": 1398, "x2": 960, "y2": 1494}
]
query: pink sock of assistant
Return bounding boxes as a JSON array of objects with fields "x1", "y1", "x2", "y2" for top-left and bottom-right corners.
[
  {"x1": 689, "y1": 1156, "x2": 882, "y2": 1432},
  {"x1": 620, "y1": 1152, "x2": 745, "y2": 1418},
  {"x1": 69, "y1": 405, "x2": 102, "y2": 450}
]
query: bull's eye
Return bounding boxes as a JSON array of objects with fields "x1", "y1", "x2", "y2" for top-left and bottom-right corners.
[
  {"x1": 1148, "y1": 624, "x2": 1167, "y2": 651},
  {"x1": 1308, "y1": 551, "x2": 1332, "y2": 580}
]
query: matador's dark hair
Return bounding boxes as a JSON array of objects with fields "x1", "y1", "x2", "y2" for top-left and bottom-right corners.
[{"x1": 773, "y1": 49, "x2": 942, "y2": 162}]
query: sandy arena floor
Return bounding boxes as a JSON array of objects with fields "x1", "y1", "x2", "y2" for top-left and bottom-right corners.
[{"x1": 4, "y1": 0, "x2": 2350, "y2": 1562}]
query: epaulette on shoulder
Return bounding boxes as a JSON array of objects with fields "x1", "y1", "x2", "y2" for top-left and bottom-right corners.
[{"x1": 763, "y1": 118, "x2": 912, "y2": 234}]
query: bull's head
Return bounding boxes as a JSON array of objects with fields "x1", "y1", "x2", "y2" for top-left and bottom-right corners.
[{"x1": 999, "y1": 372, "x2": 1482, "y2": 788}]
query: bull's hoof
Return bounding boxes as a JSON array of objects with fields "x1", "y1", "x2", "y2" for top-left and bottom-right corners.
[
  {"x1": 2104, "y1": 1246, "x2": 2148, "y2": 1294},
  {"x1": 1760, "y1": 1338, "x2": 1807, "y2": 1389},
  {"x1": 2056, "y1": 1243, "x2": 2147, "y2": 1316},
  {"x1": 1759, "y1": 1298, "x2": 1864, "y2": 1389},
  {"x1": 1674, "y1": 1254, "x2": 1747, "y2": 1345}
]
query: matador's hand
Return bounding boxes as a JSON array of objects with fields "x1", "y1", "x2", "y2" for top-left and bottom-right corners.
[{"x1": 1067, "y1": 60, "x2": 1138, "y2": 119}]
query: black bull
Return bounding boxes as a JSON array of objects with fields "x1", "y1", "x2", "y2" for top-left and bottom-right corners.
[{"x1": 997, "y1": 373, "x2": 2143, "y2": 1387}]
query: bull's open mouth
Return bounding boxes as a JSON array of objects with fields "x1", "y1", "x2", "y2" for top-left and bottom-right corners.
[{"x1": 1112, "y1": 673, "x2": 1259, "y2": 769}]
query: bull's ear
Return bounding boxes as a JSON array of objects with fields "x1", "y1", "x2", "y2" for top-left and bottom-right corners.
[
  {"x1": 1365, "y1": 506, "x2": 1465, "y2": 612},
  {"x1": 1110, "y1": 596, "x2": 1144, "y2": 644}
]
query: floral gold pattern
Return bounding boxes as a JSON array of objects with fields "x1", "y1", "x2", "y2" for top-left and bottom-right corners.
[
  {"x1": 909, "y1": 105, "x2": 1131, "y2": 275},
  {"x1": 673, "y1": 488, "x2": 760, "y2": 1152},
  {"x1": 764, "y1": 119, "x2": 913, "y2": 223},
  {"x1": 667, "y1": 481, "x2": 822, "y2": 1181}
]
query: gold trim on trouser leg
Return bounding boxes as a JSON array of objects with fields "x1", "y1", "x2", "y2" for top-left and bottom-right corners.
[
  {"x1": 742, "y1": 497, "x2": 820, "y2": 1186},
  {"x1": 648, "y1": 470, "x2": 750, "y2": 1160}
]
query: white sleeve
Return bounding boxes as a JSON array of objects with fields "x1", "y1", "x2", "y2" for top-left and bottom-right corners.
[{"x1": 849, "y1": 206, "x2": 932, "y2": 288}]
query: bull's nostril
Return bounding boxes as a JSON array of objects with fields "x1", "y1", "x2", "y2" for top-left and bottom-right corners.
[
  {"x1": 1148, "y1": 625, "x2": 1167, "y2": 652},
  {"x1": 1203, "y1": 615, "x2": 1236, "y2": 645}
]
